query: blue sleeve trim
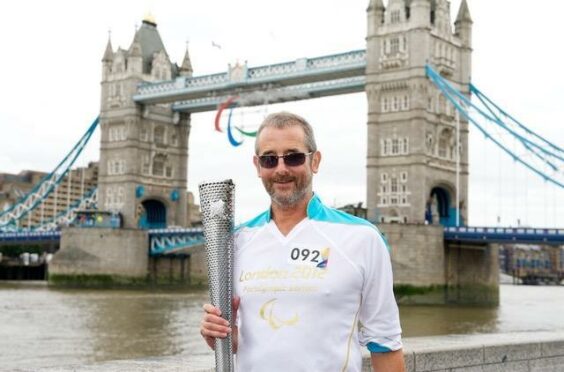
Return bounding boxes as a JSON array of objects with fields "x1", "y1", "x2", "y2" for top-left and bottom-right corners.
[{"x1": 367, "y1": 342, "x2": 393, "y2": 353}]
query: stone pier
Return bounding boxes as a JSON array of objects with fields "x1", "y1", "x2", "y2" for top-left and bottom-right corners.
[
  {"x1": 49, "y1": 227, "x2": 206, "y2": 287},
  {"x1": 379, "y1": 223, "x2": 499, "y2": 305}
]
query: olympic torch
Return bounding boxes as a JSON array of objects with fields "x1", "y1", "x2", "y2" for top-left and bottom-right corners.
[{"x1": 198, "y1": 180, "x2": 235, "y2": 372}]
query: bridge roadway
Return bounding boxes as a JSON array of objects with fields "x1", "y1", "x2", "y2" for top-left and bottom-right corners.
[
  {"x1": 133, "y1": 49, "x2": 367, "y2": 112},
  {"x1": 1, "y1": 226, "x2": 562, "y2": 255}
]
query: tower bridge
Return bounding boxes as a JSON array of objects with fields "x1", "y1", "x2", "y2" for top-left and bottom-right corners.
[{"x1": 1, "y1": 0, "x2": 563, "y2": 302}]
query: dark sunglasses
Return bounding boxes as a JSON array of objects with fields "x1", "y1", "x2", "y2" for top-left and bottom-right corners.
[{"x1": 258, "y1": 152, "x2": 313, "y2": 169}]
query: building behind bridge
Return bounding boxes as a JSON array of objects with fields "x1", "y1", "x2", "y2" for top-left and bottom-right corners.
[
  {"x1": 0, "y1": 163, "x2": 201, "y2": 229},
  {"x1": 500, "y1": 244, "x2": 564, "y2": 285},
  {"x1": 0, "y1": 163, "x2": 98, "y2": 229}
]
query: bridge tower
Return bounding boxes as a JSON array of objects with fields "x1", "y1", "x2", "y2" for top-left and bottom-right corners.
[
  {"x1": 98, "y1": 17, "x2": 193, "y2": 229},
  {"x1": 366, "y1": 0, "x2": 472, "y2": 226}
]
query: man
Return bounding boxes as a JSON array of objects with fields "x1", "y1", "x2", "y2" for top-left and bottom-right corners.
[{"x1": 201, "y1": 112, "x2": 405, "y2": 371}]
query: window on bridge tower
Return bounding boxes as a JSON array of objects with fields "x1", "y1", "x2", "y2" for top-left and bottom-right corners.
[
  {"x1": 391, "y1": 138, "x2": 400, "y2": 155},
  {"x1": 390, "y1": 38, "x2": 400, "y2": 54},
  {"x1": 391, "y1": 11, "x2": 401, "y2": 24},
  {"x1": 142, "y1": 156, "x2": 150, "y2": 175},
  {"x1": 152, "y1": 154, "x2": 166, "y2": 176},
  {"x1": 381, "y1": 97, "x2": 389, "y2": 112},
  {"x1": 402, "y1": 95, "x2": 409, "y2": 111},
  {"x1": 391, "y1": 177, "x2": 398, "y2": 193},
  {"x1": 438, "y1": 129, "x2": 452, "y2": 158},
  {"x1": 154, "y1": 126, "x2": 165, "y2": 145},
  {"x1": 402, "y1": 138, "x2": 409, "y2": 154}
]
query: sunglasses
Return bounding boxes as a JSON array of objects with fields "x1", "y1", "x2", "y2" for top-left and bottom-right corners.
[{"x1": 258, "y1": 152, "x2": 313, "y2": 169}]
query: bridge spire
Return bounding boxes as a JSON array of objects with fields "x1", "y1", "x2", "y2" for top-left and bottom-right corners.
[
  {"x1": 179, "y1": 41, "x2": 193, "y2": 77},
  {"x1": 455, "y1": 0, "x2": 472, "y2": 24},
  {"x1": 455, "y1": 0, "x2": 472, "y2": 48},
  {"x1": 367, "y1": 0, "x2": 385, "y2": 12},
  {"x1": 101, "y1": 34, "x2": 113, "y2": 80},
  {"x1": 367, "y1": 0, "x2": 385, "y2": 37},
  {"x1": 102, "y1": 34, "x2": 113, "y2": 62}
]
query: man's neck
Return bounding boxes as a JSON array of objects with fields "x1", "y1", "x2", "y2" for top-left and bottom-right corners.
[{"x1": 271, "y1": 192, "x2": 312, "y2": 236}]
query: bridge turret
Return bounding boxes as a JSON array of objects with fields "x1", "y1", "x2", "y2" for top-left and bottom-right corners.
[
  {"x1": 97, "y1": 17, "x2": 190, "y2": 229},
  {"x1": 366, "y1": 0, "x2": 384, "y2": 76},
  {"x1": 151, "y1": 49, "x2": 172, "y2": 81},
  {"x1": 127, "y1": 30, "x2": 143, "y2": 75},
  {"x1": 179, "y1": 43, "x2": 193, "y2": 77},
  {"x1": 455, "y1": 0, "x2": 472, "y2": 89},
  {"x1": 434, "y1": 0, "x2": 452, "y2": 35},
  {"x1": 365, "y1": 0, "x2": 471, "y2": 226},
  {"x1": 455, "y1": 0, "x2": 472, "y2": 49},
  {"x1": 409, "y1": 0, "x2": 432, "y2": 29},
  {"x1": 101, "y1": 36, "x2": 113, "y2": 81}
]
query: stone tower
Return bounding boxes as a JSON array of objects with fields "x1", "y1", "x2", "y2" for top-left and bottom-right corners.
[
  {"x1": 99, "y1": 18, "x2": 193, "y2": 229},
  {"x1": 366, "y1": 0, "x2": 472, "y2": 226}
]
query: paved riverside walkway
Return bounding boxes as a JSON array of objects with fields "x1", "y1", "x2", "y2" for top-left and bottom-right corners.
[{"x1": 30, "y1": 331, "x2": 564, "y2": 371}]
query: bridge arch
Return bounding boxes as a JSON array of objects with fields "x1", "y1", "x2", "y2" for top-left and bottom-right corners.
[
  {"x1": 139, "y1": 198, "x2": 168, "y2": 229},
  {"x1": 426, "y1": 183, "x2": 457, "y2": 226}
]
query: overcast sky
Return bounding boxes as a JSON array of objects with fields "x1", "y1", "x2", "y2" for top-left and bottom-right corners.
[{"x1": 0, "y1": 0, "x2": 562, "y2": 227}]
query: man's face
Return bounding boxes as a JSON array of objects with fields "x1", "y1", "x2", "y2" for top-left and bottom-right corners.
[{"x1": 253, "y1": 125, "x2": 321, "y2": 208}]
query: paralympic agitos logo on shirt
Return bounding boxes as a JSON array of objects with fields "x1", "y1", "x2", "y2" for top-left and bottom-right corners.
[{"x1": 259, "y1": 298, "x2": 299, "y2": 330}]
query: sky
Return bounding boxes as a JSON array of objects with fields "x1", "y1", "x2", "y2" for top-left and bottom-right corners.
[{"x1": 0, "y1": 0, "x2": 562, "y2": 227}]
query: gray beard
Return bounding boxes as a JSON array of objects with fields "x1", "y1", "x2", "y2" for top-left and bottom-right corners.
[{"x1": 270, "y1": 186, "x2": 309, "y2": 209}]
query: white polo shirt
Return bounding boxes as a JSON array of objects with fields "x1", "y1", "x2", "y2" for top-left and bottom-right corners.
[{"x1": 233, "y1": 194, "x2": 402, "y2": 371}]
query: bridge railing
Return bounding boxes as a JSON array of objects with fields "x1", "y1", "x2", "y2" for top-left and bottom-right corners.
[
  {"x1": 444, "y1": 226, "x2": 564, "y2": 244},
  {"x1": 134, "y1": 50, "x2": 367, "y2": 104}
]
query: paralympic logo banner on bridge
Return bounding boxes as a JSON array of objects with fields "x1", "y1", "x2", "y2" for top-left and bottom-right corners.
[{"x1": 214, "y1": 96, "x2": 260, "y2": 147}]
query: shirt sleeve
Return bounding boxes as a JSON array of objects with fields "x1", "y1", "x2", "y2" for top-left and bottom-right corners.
[{"x1": 357, "y1": 229, "x2": 403, "y2": 353}]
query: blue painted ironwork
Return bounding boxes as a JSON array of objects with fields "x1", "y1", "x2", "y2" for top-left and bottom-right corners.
[
  {"x1": 0, "y1": 117, "x2": 100, "y2": 230},
  {"x1": 32, "y1": 188, "x2": 98, "y2": 231},
  {"x1": 133, "y1": 50, "x2": 366, "y2": 108},
  {"x1": 444, "y1": 226, "x2": 564, "y2": 245},
  {"x1": 426, "y1": 65, "x2": 563, "y2": 188},
  {"x1": 5, "y1": 225, "x2": 561, "y2": 255},
  {"x1": 148, "y1": 228, "x2": 205, "y2": 256}
]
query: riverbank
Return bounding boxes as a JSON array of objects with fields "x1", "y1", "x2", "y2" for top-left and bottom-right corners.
[{"x1": 31, "y1": 331, "x2": 564, "y2": 371}]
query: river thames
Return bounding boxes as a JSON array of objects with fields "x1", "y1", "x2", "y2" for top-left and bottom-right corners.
[{"x1": 0, "y1": 283, "x2": 563, "y2": 370}]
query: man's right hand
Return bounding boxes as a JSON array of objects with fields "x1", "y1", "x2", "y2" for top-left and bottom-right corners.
[{"x1": 200, "y1": 296, "x2": 240, "y2": 353}]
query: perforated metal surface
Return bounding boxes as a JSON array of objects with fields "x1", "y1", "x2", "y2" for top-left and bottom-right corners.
[{"x1": 198, "y1": 180, "x2": 235, "y2": 372}]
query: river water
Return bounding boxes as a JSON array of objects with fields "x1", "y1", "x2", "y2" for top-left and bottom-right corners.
[{"x1": 0, "y1": 283, "x2": 563, "y2": 370}]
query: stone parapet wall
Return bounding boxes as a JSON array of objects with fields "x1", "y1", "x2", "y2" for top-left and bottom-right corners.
[
  {"x1": 393, "y1": 332, "x2": 564, "y2": 372},
  {"x1": 36, "y1": 332, "x2": 564, "y2": 371}
]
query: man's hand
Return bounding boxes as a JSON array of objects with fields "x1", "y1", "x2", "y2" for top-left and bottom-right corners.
[{"x1": 200, "y1": 296, "x2": 240, "y2": 353}]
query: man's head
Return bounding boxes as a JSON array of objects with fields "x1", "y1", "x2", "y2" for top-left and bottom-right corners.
[{"x1": 253, "y1": 112, "x2": 321, "y2": 209}]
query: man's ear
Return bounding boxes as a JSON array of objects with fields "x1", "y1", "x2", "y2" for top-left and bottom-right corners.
[
  {"x1": 311, "y1": 151, "x2": 321, "y2": 174},
  {"x1": 253, "y1": 155, "x2": 261, "y2": 177}
]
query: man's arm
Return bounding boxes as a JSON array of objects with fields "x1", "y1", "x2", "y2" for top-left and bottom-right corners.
[{"x1": 371, "y1": 349, "x2": 405, "y2": 372}]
